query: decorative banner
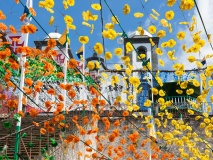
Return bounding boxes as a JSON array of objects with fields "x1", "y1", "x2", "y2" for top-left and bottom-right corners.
[
  {"x1": 76, "y1": 60, "x2": 83, "y2": 73},
  {"x1": 51, "y1": 49, "x2": 66, "y2": 66},
  {"x1": 6, "y1": 30, "x2": 24, "y2": 53}
]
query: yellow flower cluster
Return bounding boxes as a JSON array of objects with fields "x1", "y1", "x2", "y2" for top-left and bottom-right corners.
[
  {"x1": 82, "y1": 10, "x2": 98, "y2": 21},
  {"x1": 123, "y1": 4, "x2": 130, "y2": 15},
  {"x1": 129, "y1": 76, "x2": 140, "y2": 89},
  {"x1": 64, "y1": 15, "x2": 76, "y2": 30},
  {"x1": 94, "y1": 42, "x2": 103, "y2": 55},
  {"x1": 78, "y1": 36, "x2": 89, "y2": 44},
  {"x1": 91, "y1": 3, "x2": 101, "y2": 10},
  {"x1": 180, "y1": 0, "x2": 194, "y2": 11},
  {"x1": 102, "y1": 29, "x2": 117, "y2": 40},
  {"x1": 38, "y1": 0, "x2": 55, "y2": 13}
]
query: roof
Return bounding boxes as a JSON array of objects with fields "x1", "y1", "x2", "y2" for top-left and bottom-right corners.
[
  {"x1": 128, "y1": 30, "x2": 152, "y2": 38},
  {"x1": 43, "y1": 32, "x2": 62, "y2": 41}
]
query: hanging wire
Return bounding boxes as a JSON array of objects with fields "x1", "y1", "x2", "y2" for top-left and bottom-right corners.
[{"x1": 194, "y1": 0, "x2": 213, "y2": 51}]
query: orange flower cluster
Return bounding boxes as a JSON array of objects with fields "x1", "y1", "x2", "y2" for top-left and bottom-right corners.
[
  {"x1": 18, "y1": 111, "x2": 24, "y2": 118},
  {"x1": 56, "y1": 72, "x2": 64, "y2": 79},
  {"x1": 102, "y1": 117, "x2": 110, "y2": 131},
  {"x1": 25, "y1": 78, "x2": 33, "y2": 86},
  {"x1": 0, "y1": 48, "x2": 11, "y2": 59},
  {"x1": 43, "y1": 61, "x2": 54, "y2": 76},
  {"x1": 128, "y1": 131, "x2": 139, "y2": 143},
  {"x1": 47, "y1": 38, "x2": 56, "y2": 48},
  {"x1": 8, "y1": 58, "x2": 19, "y2": 70},
  {"x1": 23, "y1": 86, "x2": 32, "y2": 95},
  {"x1": 0, "y1": 22, "x2": 7, "y2": 31},
  {"x1": 29, "y1": 7, "x2": 36, "y2": 16},
  {"x1": 21, "y1": 24, "x2": 37, "y2": 34},
  {"x1": 29, "y1": 108, "x2": 39, "y2": 118},
  {"x1": 34, "y1": 81, "x2": 43, "y2": 93},
  {"x1": 89, "y1": 85, "x2": 100, "y2": 97},
  {"x1": 6, "y1": 99, "x2": 18, "y2": 110},
  {"x1": 32, "y1": 121, "x2": 39, "y2": 127},
  {"x1": 4, "y1": 70, "x2": 12, "y2": 82},
  {"x1": 68, "y1": 58, "x2": 77, "y2": 69},
  {"x1": 0, "y1": 94, "x2": 7, "y2": 100},
  {"x1": 64, "y1": 134, "x2": 80, "y2": 145},
  {"x1": 9, "y1": 25, "x2": 16, "y2": 34},
  {"x1": 109, "y1": 129, "x2": 120, "y2": 142},
  {"x1": 16, "y1": 46, "x2": 31, "y2": 56},
  {"x1": 68, "y1": 89, "x2": 76, "y2": 99},
  {"x1": 0, "y1": 10, "x2": 6, "y2": 20}
]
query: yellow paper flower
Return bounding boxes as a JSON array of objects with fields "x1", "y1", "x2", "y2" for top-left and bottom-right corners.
[
  {"x1": 78, "y1": 36, "x2": 89, "y2": 44},
  {"x1": 167, "y1": 0, "x2": 176, "y2": 6},
  {"x1": 111, "y1": 75, "x2": 119, "y2": 84},
  {"x1": 133, "y1": 104, "x2": 140, "y2": 111},
  {"x1": 163, "y1": 132, "x2": 174, "y2": 141},
  {"x1": 150, "y1": 14, "x2": 158, "y2": 20},
  {"x1": 105, "y1": 51, "x2": 112, "y2": 60},
  {"x1": 125, "y1": 42, "x2": 133, "y2": 53},
  {"x1": 114, "y1": 64, "x2": 121, "y2": 70},
  {"x1": 94, "y1": 42, "x2": 103, "y2": 54},
  {"x1": 105, "y1": 23, "x2": 114, "y2": 29},
  {"x1": 123, "y1": 4, "x2": 130, "y2": 15},
  {"x1": 151, "y1": 88, "x2": 158, "y2": 95},
  {"x1": 87, "y1": 61, "x2": 95, "y2": 70},
  {"x1": 111, "y1": 16, "x2": 119, "y2": 24},
  {"x1": 155, "y1": 48, "x2": 163, "y2": 55},
  {"x1": 157, "y1": 30, "x2": 166, "y2": 38},
  {"x1": 128, "y1": 95, "x2": 134, "y2": 100},
  {"x1": 176, "y1": 89, "x2": 183, "y2": 94},
  {"x1": 102, "y1": 72, "x2": 108, "y2": 79},
  {"x1": 152, "y1": 9, "x2": 160, "y2": 16},
  {"x1": 159, "y1": 59, "x2": 164, "y2": 66},
  {"x1": 116, "y1": 96, "x2": 122, "y2": 102},
  {"x1": 144, "y1": 99, "x2": 151, "y2": 107},
  {"x1": 114, "y1": 48, "x2": 123, "y2": 56},
  {"x1": 187, "y1": 56, "x2": 196, "y2": 63},
  {"x1": 160, "y1": 19, "x2": 169, "y2": 27},
  {"x1": 67, "y1": 0, "x2": 75, "y2": 6},
  {"x1": 64, "y1": 15, "x2": 73, "y2": 24},
  {"x1": 49, "y1": 16, "x2": 54, "y2": 26},
  {"x1": 148, "y1": 25, "x2": 156, "y2": 34},
  {"x1": 82, "y1": 21, "x2": 91, "y2": 27},
  {"x1": 63, "y1": 0, "x2": 68, "y2": 9},
  {"x1": 91, "y1": 3, "x2": 101, "y2": 10},
  {"x1": 177, "y1": 31, "x2": 185, "y2": 40},
  {"x1": 167, "y1": 50, "x2": 177, "y2": 60},
  {"x1": 165, "y1": 10, "x2": 174, "y2": 20},
  {"x1": 108, "y1": 29, "x2": 117, "y2": 40},
  {"x1": 168, "y1": 39, "x2": 176, "y2": 48},
  {"x1": 158, "y1": 98, "x2": 165, "y2": 105},
  {"x1": 159, "y1": 89, "x2": 165, "y2": 96},
  {"x1": 129, "y1": 77, "x2": 140, "y2": 88},
  {"x1": 137, "y1": 26, "x2": 144, "y2": 35},
  {"x1": 134, "y1": 12, "x2": 144, "y2": 18}
]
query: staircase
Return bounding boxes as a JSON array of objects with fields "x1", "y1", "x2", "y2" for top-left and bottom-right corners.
[{"x1": 0, "y1": 115, "x2": 61, "y2": 160}]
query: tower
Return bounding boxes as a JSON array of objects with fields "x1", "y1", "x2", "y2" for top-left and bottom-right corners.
[{"x1": 124, "y1": 30, "x2": 159, "y2": 110}]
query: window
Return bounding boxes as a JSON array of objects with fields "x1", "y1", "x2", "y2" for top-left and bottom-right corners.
[{"x1": 136, "y1": 45, "x2": 147, "y2": 62}]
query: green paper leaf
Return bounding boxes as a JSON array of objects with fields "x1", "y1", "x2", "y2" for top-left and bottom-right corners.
[
  {"x1": 50, "y1": 138, "x2": 58, "y2": 147},
  {"x1": 3, "y1": 121, "x2": 12, "y2": 129},
  {"x1": 49, "y1": 156, "x2": 54, "y2": 160},
  {"x1": 41, "y1": 147, "x2": 46, "y2": 157},
  {"x1": 142, "y1": 58, "x2": 150, "y2": 66},
  {"x1": 21, "y1": 133, "x2": 27, "y2": 138},
  {"x1": 27, "y1": 142, "x2": 34, "y2": 148},
  {"x1": 13, "y1": 114, "x2": 20, "y2": 122}
]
